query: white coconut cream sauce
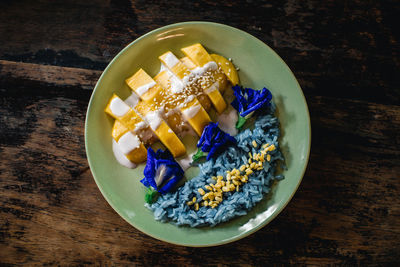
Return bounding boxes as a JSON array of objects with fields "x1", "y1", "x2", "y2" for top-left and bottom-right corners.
[
  {"x1": 191, "y1": 61, "x2": 218, "y2": 76},
  {"x1": 124, "y1": 92, "x2": 140, "y2": 108},
  {"x1": 176, "y1": 152, "x2": 196, "y2": 171},
  {"x1": 216, "y1": 104, "x2": 238, "y2": 136},
  {"x1": 110, "y1": 97, "x2": 130, "y2": 117},
  {"x1": 145, "y1": 111, "x2": 162, "y2": 131},
  {"x1": 117, "y1": 131, "x2": 141, "y2": 155},
  {"x1": 167, "y1": 70, "x2": 184, "y2": 94},
  {"x1": 136, "y1": 81, "x2": 156, "y2": 96},
  {"x1": 164, "y1": 52, "x2": 180, "y2": 68},
  {"x1": 112, "y1": 140, "x2": 136, "y2": 169},
  {"x1": 182, "y1": 104, "x2": 201, "y2": 120}
]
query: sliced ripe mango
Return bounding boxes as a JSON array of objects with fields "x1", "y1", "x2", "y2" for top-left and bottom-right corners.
[
  {"x1": 134, "y1": 100, "x2": 153, "y2": 117},
  {"x1": 126, "y1": 68, "x2": 164, "y2": 105},
  {"x1": 154, "y1": 70, "x2": 210, "y2": 136},
  {"x1": 125, "y1": 143, "x2": 147, "y2": 163},
  {"x1": 153, "y1": 70, "x2": 186, "y2": 133},
  {"x1": 112, "y1": 120, "x2": 129, "y2": 141},
  {"x1": 181, "y1": 45, "x2": 230, "y2": 93},
  {"x1": 206, "y1": 86, "x2": 227, "y2": 114},
  {"x1": 180, "y1": 57, "x2": 197, "y2": 70},
  {"x1": 181, "y1": 44, "x2": 228, "y2": 113},
  {"x1": 181, "y1": 43, "x2": 213, "y2": 67},
  {"x1": 116, "y1": 131, "x2": 147, "y2": 164},
  {"x1": 105, "y1": 94, "x2": 143, "y2": 130},
  {"x1": 133, "y1": 71, "x2": 184, "y2": 133},
  {"x1": 154, "y1": 121, "x2": 186, "y2": 157},
  {"x1": 211, "y1": 54, "x2": 239, "y2": 86},
  {"x1": 106, "y1": 96, "x2": 147, "y2": 164},
  {"x1": 180, "y1": 98, "x2": 211, "y2": 136},
  {"x1": 159, "y1": 51, "x2": 190, "y2": 79},
  {"x1": 125, "y1": 70, "x2": 186, "y2": 157},
  {"x1": 153, "y1": 70, "x2": 180, "y2": 107},
  {"x1": 158, "y1": 54, "x2": 213, "y2": 135}
]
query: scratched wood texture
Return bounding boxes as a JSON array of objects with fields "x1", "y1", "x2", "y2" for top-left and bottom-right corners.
[{"x1": 0, "y1": 0, "x2": 399, "y2": 265}]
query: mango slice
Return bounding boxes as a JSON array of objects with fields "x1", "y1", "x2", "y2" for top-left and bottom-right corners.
[
  {"x1": 181, "y1": 43, "x2": 213, "y2": 67},
  {"x1": 105, "y1": 94, "x2": 143, "y2": 130},
  {"x1": 158, "y1": 52, "x2": 212, "y2": 135},
  {"x1": 126, "y1": 70, "x2": 186, "y2": 157},
  {"x1": 180, "y1": 57, "x2": 197, "y2": 70},
  {"x1": 211, "y1": 54, "x2": 239, "y2": 86},
  {"x1": 126, "y1": 69, "x2": 165, "y2": 105},
  {"x1": 159, "y1": 51, "x2": 191, "y2": 79},
  {"x1": 105, "y1": 96, "x2": 147, "y2": 164},
  {"x1": 180, "y1": 98, "x2": 211, "y2": 136},
  {"x1": 181, "y1": 44, "x2": 228, "y2": 113},
  {"x1": 112, "y1": 120, "x2": 129, "y2": 141},
  {"x1": 125, "y1": 143, "x2": 147, "y2": 163}
]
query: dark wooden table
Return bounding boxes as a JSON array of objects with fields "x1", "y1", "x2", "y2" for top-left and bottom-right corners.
[{"x1": 1, "y1": 0, "x2": 399, "y2": 265}]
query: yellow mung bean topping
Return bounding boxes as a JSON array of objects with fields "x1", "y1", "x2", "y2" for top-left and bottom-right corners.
[{"x1": 189, "y1": 141, "x2": 277, "y2": 210}]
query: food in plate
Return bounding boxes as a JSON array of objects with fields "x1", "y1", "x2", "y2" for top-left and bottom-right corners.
[
  {"x1": 104, "y1": 43, "x2": 284, "y2": 227},
  {"x1": 105, "y1": 43, "x2": 239, "y2": 166}
]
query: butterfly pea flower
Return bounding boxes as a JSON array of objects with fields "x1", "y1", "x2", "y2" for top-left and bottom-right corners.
[
  {"x1": 141, "y1": 147, "x2": 184, "y2": 203},
  {"x1": 231, "y1": 85, "x2": 272, "y2": 130},
  {"x1": 193, "y1": 122, "x2": 237, "y2": 162}
]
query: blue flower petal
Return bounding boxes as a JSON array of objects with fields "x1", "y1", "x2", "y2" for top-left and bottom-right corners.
[
  {"x1": 231, "y1": 86, "x2": 272, "y2": 117},
  {"x1": 197, "y1": 122, "x2": 237, "y2": 160},
  {"x1": 140, "y1": 147, "x2": 184, "y2": 194}
]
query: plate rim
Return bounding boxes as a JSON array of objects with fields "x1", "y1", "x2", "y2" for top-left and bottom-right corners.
[{"x1": 85, "y1": 21, "x2": 311, "y2": 247}]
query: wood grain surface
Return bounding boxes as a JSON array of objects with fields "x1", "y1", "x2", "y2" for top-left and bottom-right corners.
[{"x1": 1, "y1": 0, "x2": 399, "y2": 265}]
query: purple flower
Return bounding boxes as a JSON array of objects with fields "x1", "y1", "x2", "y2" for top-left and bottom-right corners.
[
  {"x1": 193, "y1": 122, "x2": 237, "y2": 161},
  {"x1": 140, "y1": 148, "x2": 184, "y2": 202},
  {"x1": 231, "y1": 85, "x2": 272, "y2": 129}
]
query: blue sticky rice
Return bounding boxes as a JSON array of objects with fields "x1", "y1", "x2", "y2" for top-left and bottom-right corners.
[{"x1": 146, "y1": 104, "x2": 284, "y2": 227}]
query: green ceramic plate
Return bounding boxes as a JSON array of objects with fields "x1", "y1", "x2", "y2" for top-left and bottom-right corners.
[{"x1": 85, "y1": 21, "x2": 310, "y2": 247}]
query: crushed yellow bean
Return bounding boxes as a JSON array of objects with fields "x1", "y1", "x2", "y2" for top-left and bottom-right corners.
[{"x1": 252, "y1": 140, "x2": 258, "y2": 147}]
